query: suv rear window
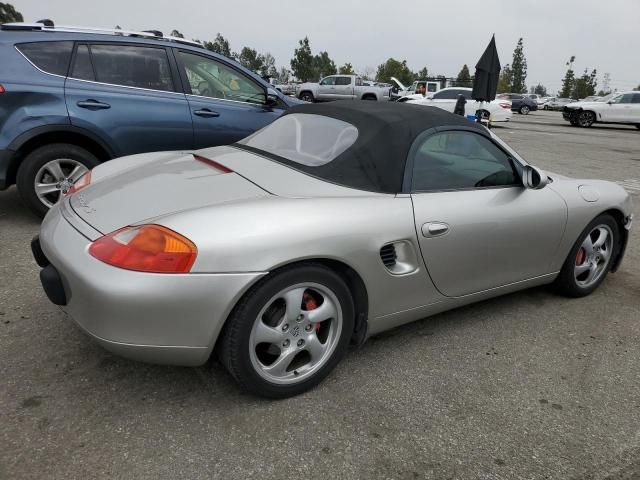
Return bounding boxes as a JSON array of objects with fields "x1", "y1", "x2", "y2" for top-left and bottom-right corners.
[
  {"x1": 16, "y1": 41, "x2": 73, "y2": 76},
  {"x1": 88, "y1": 45, "x2": 174, "y2": 92}
]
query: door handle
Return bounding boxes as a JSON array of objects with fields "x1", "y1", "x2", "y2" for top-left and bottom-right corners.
[
  {"x1": 194, "y1": 109, "x2": 220, "y2": 117},
  {"x1": 422, "y1": 222, "x2": 450, "y2": 237},
  {"x1": 77, "y1": 100, "x2": 111, "y2": 109}
]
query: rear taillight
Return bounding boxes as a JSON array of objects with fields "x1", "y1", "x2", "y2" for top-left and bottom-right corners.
[
  {"x1": 89, "y1": 225, "x2": 197, "y2": 273},
  {"x1": 0, "y1": 84, "x2": 5, "y2": 94},
  {"x1": 499, "y1": 102, "x2": 511, "y2": 109},
  {"x1": 66, "y1": 171, "x2": 91, "y2": 195},
  {"x1": 193, "y1": 154, "x2": 232, "y2": 173}
]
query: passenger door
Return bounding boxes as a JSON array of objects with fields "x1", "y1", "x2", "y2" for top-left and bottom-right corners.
[
  {"x1": 175, "y1": 50, "x2": 283, "y2": 148},
  {"x1": 65, "y1": 43, "x2": 193, "y2": 156},
  {"x1": 602, "y1": 93, "x2": 635, "y2": 122},
  {"x1": 317, "y1": 76, "x2": 337, "y2": 100},
  {"x1": 410, "y1": 129, "x2": 566, "y2": 297},
  {"x1": 334, "y1": 76, "x2": 354, "y2": 99}
]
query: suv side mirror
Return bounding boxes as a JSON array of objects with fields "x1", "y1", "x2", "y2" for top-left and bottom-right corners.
[
  {"x1": 522, "y1": 165, "x2": 549, "y2": 190},
  {"x1": 265, "y1": 87, "x2": 280, "y2": 107}
]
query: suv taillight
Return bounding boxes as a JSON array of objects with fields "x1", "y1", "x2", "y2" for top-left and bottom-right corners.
[{"x1": 0, "y1": 84, "x2": 5, "y2": 94}]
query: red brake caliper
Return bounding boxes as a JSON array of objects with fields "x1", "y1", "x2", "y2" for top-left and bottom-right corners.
[
  {"x1": 303, "y1": 291, "x2": 321, "y2": 332},
  {"x1": 576, "y1": 247, "x2": 586, "y2": 266}
]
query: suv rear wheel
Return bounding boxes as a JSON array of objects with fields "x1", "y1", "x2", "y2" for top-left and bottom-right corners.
[{"x1": 16, "y1": 143, "x2": 101, "y2": 217}]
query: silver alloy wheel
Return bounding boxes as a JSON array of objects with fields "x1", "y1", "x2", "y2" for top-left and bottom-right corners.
[
  {"x1": 578, "y1": 111, "x2": 594, "y2": 127},
  {"x1": 300, "y1": 93, "x2": 313, "y2": 102},
  {"x1": 574, "y1": 224, "x2": 614, "y2": 288},
  {"x1": 520, "y1": 105, "x2": 530, "y2": 115},
  {"x1": 34, "y1": 159, "x2": 89, "y2": 208},
  {"x1": 249, "y1": 283, "x2": 343, "y2": 385}
]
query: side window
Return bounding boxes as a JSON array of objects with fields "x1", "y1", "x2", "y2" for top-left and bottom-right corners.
[
  {"x1": 619, "y1": 94, "x2": 634, "y2": 104},
  {"x1": 632, "y1": 94, "x2": 640, "y2": 104},
  {"x1": 70, "y1": 44, "x2": 95, "y2": 81},
  {"x1": 89, "y1": 45, "x2": 174, "y2": 91},
  {"x1": 433, "y1": 90, "x2": 456, "y2": 100},
  {"x1": 335, "y1": 77, "x2": 352, "y2": 86},
  {"x1": 355, "y1": 77, "x2": 363, "y2": 86},
  {"x1": 16, "y1": 41, "x2": 73, "y2": 76},
  {"x1": 320, "y1": 77, "x2": 336, "y2": 86},
  {"x1": 411, "y1": 131, "x2": 519, "y2": 192},
  {"x1": 177, "y1": 51, "x2": 266, "y2": 105}
]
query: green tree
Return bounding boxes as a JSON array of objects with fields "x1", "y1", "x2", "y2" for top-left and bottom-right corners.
[
  {"x1": 290, "y1": 37, "x2": 315, "y2": 82},
  {"x1": 559, "y1": 56, "x2": 576, "y2": 97},
  {"x1": 415, "y1": 67, "x2": 429, "y2": 80},
  {"x1": 0, "y1": 2, "x2": 23, "y2": 22},
  {"x1": 169, "y1": 29, "x2": 184, "y2": 38},
  {"x1": 260, "y1": 52, "x2": 277, "y2": 79},
  {"x1": 533, "y1": 83, "x2": 547, "y2": 96},
  {"x1": 375, "y1": 58, "x2": 414, "y2": 85},
  {"x1": 455, "y1": 64, "x2": 472, "y2": 87},
  {"x1": 237, "y1": 47, "x2": 264, "y2": 73},
  {"x1": 510, "y1": 38, "x2": 528, "y2": 93},
  {"x1": 338, "y1": 63, "x2": 355, "y2": 75},
  {"x1": 313, "y1": 51, "x2": 337, "y2": 79},
  {"x1": 273, "y1": 67, "x2": 290, "y2": 84},
  {"x1": 573, "y1": 68, "x2": 597, "y2": 99},
  {"x1": 203, "y1": 33, "x2": 232, "y2": 59},
  {"x1": 497, "y1": 64, "x2": 512, "y2": 93}
]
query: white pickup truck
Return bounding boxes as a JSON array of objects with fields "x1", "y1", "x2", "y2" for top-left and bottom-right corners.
[{"x1": 296, "y1": 75, "x2": 391, "y2": 102}]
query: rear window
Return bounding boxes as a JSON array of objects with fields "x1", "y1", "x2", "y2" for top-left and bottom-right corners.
[
  {"x1": 238, "y1": 113, "x2": 358, "y2": 166},
  {"x1": 16, "y1": 41, "x2": 73, "y2": 76},
  {"x1": 89, "y1": 45, "x2": 174, "y2": 92}
]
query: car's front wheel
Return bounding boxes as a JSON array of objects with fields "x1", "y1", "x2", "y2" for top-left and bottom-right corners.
[
  {"x1": 299, "y1": 92, "x2": 315, "y2": 103},
  {"x1": 519, "y1": 105, "x2": 530, "y2": 115},
  {"x1": 577, "y1": 110, "x2": 595, "y2": 127},
  {"x1": 16, "y1": 143, "x2": 101, "y2": 218},
  {"x1": 553, "y1": 214, "x2": 619, "y2": 297},
  {"x1": 219, "y1": 264, "x2": 355, "y2": 398}
]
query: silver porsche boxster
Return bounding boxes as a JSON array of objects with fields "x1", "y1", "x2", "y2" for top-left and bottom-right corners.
[{"x1": 33, "y1": 101, "x2": 633, "y2": 398}]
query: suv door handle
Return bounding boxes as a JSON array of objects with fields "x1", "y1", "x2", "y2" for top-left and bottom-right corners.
[
  {"x1": 194, "y1": 109, "x2": 220, "y2": 118},
  {"x1": 77, "y1": 100, "x2": 111, "y2": 109},
  {"x1": 422, "y1": 222, "x2": 450, "y2": 237}
]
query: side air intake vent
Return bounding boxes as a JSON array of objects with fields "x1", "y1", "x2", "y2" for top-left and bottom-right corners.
[{"x1": 380, "y1": 244, "x2": 397, "y2": 268}]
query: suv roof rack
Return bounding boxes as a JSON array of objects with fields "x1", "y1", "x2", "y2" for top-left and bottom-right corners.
[{"x1": 0, "y1": 22, "x2": 202, "y2": 48}]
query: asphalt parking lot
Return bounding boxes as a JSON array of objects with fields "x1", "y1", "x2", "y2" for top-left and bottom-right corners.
[{"x1": 1, "y1": 110, "x2": 639, "y2": 480}]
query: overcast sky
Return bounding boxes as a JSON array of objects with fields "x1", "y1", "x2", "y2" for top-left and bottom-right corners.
[{"x1": 14, "y1": 0, "x2": 640, "y2": 93}]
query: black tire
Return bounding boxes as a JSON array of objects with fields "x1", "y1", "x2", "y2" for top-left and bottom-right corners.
[
  {"x1": 569, "y1": 113, "x2": 580, "y2": 126},
  {"x1": 16, "y1": 143, "x2": 101, "y2": 218},
  {"x1": 577, "y1": 110, "x2": 595, "y2": 128},
  {"x1": 553, "y1": 214, "x2": 619, "y2": 298},
  {"x1": 299, "y1": 91, "x2": 314, "y2": 103},
  {"x1": 635, "y1": 124, "x2": 640, "y2": 130},
  {"x1": 519, "y1": 105, "x2": 530, "y2": 115},
  {"x1": 218, "y1": 263, "x2": 355, "y2": 398}
]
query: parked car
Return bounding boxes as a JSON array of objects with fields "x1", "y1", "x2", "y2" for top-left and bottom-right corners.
[
  {"x1": 295, "y1": 75, "x2": 391, "y2": 102},
  {"x1": 526, "y1": 93, "x2": 547, "y2": 107},
  {"x1": 563, "y1": 91, "x2": 640, "y2": 128},
  {"x1": 390, "y1": 77, "x2": 440, "y2": 99},
  {"x1": 33, "y1": 101, "x2": 632, "y2": 398},
  {"x1": 543, "y1": 97, "x2": 574, "y2": 111},
  {"x1": 0, "y1": 23, "x2": 299, "y2": 216},
  {"x1": 497, "y1": 93, "x2": 538, "y2": 114},
  {"x1": 273, "y1": 83, "x2": 297, "y2": 96},
  {"x1": 405, "y1": 87, "x2": 513, "y2": 123}
]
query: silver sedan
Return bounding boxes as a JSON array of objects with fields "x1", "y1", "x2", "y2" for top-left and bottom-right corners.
[{"x1": 34, "y1": 102, "x2": 633, "y2": 398}]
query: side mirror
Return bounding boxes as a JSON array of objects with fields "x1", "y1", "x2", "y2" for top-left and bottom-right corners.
[
  {"x1": 607, "y1": 101, "x2": 613, "y2": 105},
  {"x1": 265, "y1": 87, "x2": 279, "y2": 107},
  {"x1": 522, "y1": 165, "x2": 549, "y2": 190}
]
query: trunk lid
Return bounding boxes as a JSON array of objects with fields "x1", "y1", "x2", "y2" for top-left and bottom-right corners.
[{"x1": 69, "y1": 150, "x2": 269, "y2": 234}]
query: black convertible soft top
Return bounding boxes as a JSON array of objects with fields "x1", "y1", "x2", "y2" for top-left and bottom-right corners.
[{"x1": 241, "y1": 100, "x2": 487, "y2": 194}]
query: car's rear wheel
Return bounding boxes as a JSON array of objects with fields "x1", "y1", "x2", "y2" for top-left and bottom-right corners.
[
  {"x1": 635, "y1": 124, "x2": 640, "y2": 130},
  {"x1": 519, "y1": 105, "x2": 530, "y2": 115},
  {"x1": 218, "y1": 264, "x2": 355, "y2": 398},
  {"x1": 16, "y1": 143, "x2": 100, "y2": 218},
  {"x1": 299, "y1": 92, "x2": 314, "y2": 103},
  {"x1": 577, "y1": 111, "x2": 595, "y2": 127},
  {"x1": 553, "y1": 214, "x2": 619, "y2": 297}
]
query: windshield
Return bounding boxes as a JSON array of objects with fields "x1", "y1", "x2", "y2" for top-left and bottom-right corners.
[{"x1": 238, "y1": 114, "x2": 359, "y2": 166}]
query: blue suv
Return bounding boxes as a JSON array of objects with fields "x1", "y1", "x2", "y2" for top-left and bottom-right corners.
[{"x1": 0, "y1": 23, "x2": 299, "y2": 216}]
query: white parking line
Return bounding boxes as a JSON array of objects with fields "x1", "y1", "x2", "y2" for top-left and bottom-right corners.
[{"x1": 617, "y1": 179, "x2": 640, "y2": 192}]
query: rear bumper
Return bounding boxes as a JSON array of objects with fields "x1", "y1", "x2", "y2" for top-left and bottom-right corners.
[
  {"x1": 35, "y1": 203, "x2": 266, "y2": 366},
  {"x1": 0, "y1": 149, "x2": 15, "y2": 190}
]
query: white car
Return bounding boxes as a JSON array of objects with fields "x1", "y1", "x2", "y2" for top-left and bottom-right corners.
[
  {"x1": 390, "y1": 77, "x2": 440, "y2": 99},
  {"x1": 404, "y1": 87, "x2": 513, "y2": 123},
  {"x1": 562, "y1": 91, "x2": 640, "y2": 128}
]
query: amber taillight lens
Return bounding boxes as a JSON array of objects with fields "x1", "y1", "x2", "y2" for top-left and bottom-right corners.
[{"x1": 89, "y1": 225, "x2": 197, "y2": 273}]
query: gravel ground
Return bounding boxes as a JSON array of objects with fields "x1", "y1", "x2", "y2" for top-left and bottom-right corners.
[{"x1": 1, "y1": 110, "x2": 639, "y2": 480}]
